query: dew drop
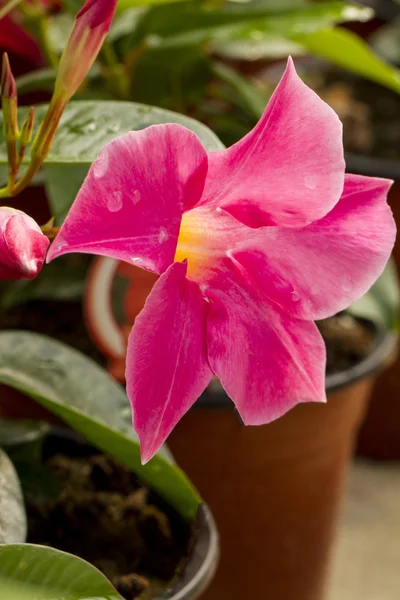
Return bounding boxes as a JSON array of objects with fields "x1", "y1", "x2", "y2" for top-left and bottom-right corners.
[
  {"x1": 86, "y1": 122, "x2": 96, "y2": 133},
  {"x1": 291, "y1": 290, "x2": 300, "y2": 302},
  {"x1": 58, "y1": 242, "x2": 69, "y2": 251},
  {"x1": 93, "y1": 150, "x2": 109, "y2": 179},
  {"x1": 107, "y1": 191, "x2": 123, "y2": 212},
  {"x1": 158, "y1": 228, "x2": 168, "y2": 243},
  {"x1": 304, "y1": 174, "x2": 317, "y2": 190},
  {"x1": 132, "y1": 257, "x2": 141, "y2": 265},
  {"x1": 132, "y1": 189, "x2": 141, "y2": 205}
]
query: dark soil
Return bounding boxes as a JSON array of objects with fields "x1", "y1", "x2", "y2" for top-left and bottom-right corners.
[
  {"x1": 317, "y1": 314, "x2": 375, "y2": 375},
  {"x1": 317, "y1": 71, "x2": 400, "y2": 160},
  {"x1": 27, "y1": 449, "x2": 193, "y2": 600}
]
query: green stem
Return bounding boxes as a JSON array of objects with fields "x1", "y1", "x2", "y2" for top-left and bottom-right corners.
[{"x1": 0, "y1": 0, "x2": 23, "y2": 20}]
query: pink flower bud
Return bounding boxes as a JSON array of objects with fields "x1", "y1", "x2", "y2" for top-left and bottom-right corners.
[
  {"x1": 0, "y1": 208, "x2": 50, "y2": 280},
  {"x1": 55, "y1": 0, "x2": 118, "y2": 101}
]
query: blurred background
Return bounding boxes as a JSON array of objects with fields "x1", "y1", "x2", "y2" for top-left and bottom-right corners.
[{"x1": 1, "y1": 0, "x2": 400, "y2": 599}]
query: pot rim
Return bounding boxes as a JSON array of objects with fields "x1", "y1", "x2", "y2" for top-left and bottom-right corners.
[
  {"x1": 196, "y1": 319, "x2": 397, "y2": 408},
  {"x1": 162, "y1": 505, "x2": 219, "y2": 600}
]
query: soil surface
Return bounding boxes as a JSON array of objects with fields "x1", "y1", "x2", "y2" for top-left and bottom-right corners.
[
  {"x1": 27, "y1": 449, "x2": 192, "y2": 600},
  {"x1": 317, "y1": 314, "x2": 375, "y2": 375}
]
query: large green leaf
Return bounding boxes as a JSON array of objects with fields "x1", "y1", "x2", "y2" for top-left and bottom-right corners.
[
  {"x1": 0, "y1": 450, "x2": 26, "y2": 544},
  {"x1": 0, "y1": 331, "x2": 201, "y2": 521},
  {"x1": 0, "y1": 101, "x2": 224, "y2": 218},
  {"x1": 0, "y1": 101, "x2": 224, "y2": 168},
  {"x1": 125, "y1": 1, "x2": 372, "y2": 49},
  {"x1": 293, "y1": 27, "x2": 400, "y2": 94},
  {"x1": 0, "y1": 545, "x2": 122, "y2": 600}
]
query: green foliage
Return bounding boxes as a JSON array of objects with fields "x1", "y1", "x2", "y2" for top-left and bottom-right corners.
[
  {"x1": 0, "y1": 545, "x2": 122, "y2": 600},
  {"x1": 0, "y1": 331, "x2": 201, "y2": 521},
  {"x1": 349, "y1": 260, "x2": 400, "y2": 330},
  {"x1": 294, "y1": 27, "x2": 400, "y2": 94},
  {"x1": 0, "y1": 450, "x2": 26, "y2": 544}
]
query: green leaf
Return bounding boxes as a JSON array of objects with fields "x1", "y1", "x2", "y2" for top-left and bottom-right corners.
[
  {"x1": 0, "y1": 258, "x2": 89, "y2": 309},
  {"x1": 214, "y1": 34, "x2": 305, "y2": 61},
  {"x1": 127, "y1": 1, "x2": 372, "y2": 49},
  {"x1": 293, "y1": 28, "x2": 400, "y2": 94},
  {"x1": 348, "y1": 260, "x2": 400, "y2": 329},
  {"x1": 15, "y1": 69, "x2": 57, "y2": 95},
  {"x1": 45, "y1": 165, "x2": 89, "y2": 223},
  {"x1": 117, "y1": 0, "x2": 187, "y2": 10},
  {"x1": 0, "y1": 331, "x2": 201, "y2": 521},
  {"x1": 0, "y1": 420, "x2": 49, "y2": 449},
  {"x1": 0, "y1": 544, "x2": 122, "y2": 600},
  {"x1": 370, "y1": 19, "x2": 400, "y2": 66},
  {"x1": 0, "y1": 450, "x2": 26, "y2": 544},
  {"x1": 0, "y1": 101, "x2": 224, "y2": 169},
  {"x1": 211, "y1": 61, "x2": 271, "y2": 119}
]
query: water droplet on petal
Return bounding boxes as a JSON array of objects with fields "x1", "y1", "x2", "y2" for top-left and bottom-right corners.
[
  {"x1": 158, "y1": 228, "x2": 168, "y2": 243},
  {"x1": 132, "y1": 257, "x2": 141, "y2": 265},
  {"x1": 93, "y1": 149, "x2": 109, "y2": 179},
  {"x1": 58, "y1": 242, "x2": 69, "y2": 251},
  {"x1": 107, "y1": 191, "x2": 123, "y2": 212},
  {"x1": 304, "y1": 174, "x2": 317, "y2": 190},
  {"x1": 291, "y1": 290, "x2": 300, "y2": 302},
  {"x1": 132, "y1": 190, "x2": 141, "y2": 205}
]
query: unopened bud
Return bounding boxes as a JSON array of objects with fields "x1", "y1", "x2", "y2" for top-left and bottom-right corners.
[
  {"x1": 55, "y1": 0, "x2": 118, "y2": 102},
  {"x1": 0, "y1": 208, "x2": 49, "y2": 280}
]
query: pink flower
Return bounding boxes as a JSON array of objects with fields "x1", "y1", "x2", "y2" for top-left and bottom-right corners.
[
  {"x1": 54, "y1": 0, "x2": 117, "y2": 102},
  {"x1": 0, "y1": 208, "x2": 49, "y2": 280},
  {"x1": 47, "y1": 58, "x2": 396, "y2": 463}
]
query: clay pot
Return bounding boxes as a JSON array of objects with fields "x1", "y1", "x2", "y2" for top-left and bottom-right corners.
[
  {"x1": 167, "y1": 326, "x2": 396, "y2": 600},
  {"x1": 345, "y1": 157, "x2": 400, "y2": 460},
  {"x1": 82, "y1": 259, "x2": 396, "y2": 599}
]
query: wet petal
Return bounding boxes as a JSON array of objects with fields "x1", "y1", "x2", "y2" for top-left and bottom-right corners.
[
  {"x1": 126, "y1": 261, "x2": 213, "y2": 463},
  {"x1": 47, "y1": 124, "x2": 208, "y2": 274},
  {"x1": 202, "y1": 57, "x2": 344, "y2": 228},
  {"x1": 207, "y1": 270, "x2": 326, "y2": 424},
  {"x1": 235, "y1": 174, "x2": 396, "y2": 320}
]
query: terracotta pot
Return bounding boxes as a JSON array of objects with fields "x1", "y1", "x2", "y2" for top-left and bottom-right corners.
[
  {"x1": 81, "y1": 258, "x2": 397, "y2": 599},
  {"x1": 166, "y1": 326, "x2": 396, "y2": 600},
  {"x1": 344, "y1": 158, "x2": 400, "y2": 459}
]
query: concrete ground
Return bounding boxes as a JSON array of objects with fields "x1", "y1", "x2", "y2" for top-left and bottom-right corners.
[{"x1": 328, "y1": 460, "x2": 400, "y2": 600}]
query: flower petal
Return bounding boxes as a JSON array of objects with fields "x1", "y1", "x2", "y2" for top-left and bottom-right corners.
[
  {"x1": 207, "y1": 272, "x2": 326, "y2": 424},
  {"x1": 126, "y1": 261, "x2": 213, "y2": 463},
  {"x1": 201, "y1": 57, "x2": 344, "y2": 228},
  {"x1": 235, "y1": 174, "x2": 396, "y2": 321},
  {"x1": 207, "y1": 268, "x2": 326, "y2": 424},
  {"x1": 47, "y1": 124, "x2": 208, "y2": 274}
]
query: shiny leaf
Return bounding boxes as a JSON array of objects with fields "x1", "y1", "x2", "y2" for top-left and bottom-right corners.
[{"x1": 0, "y1": 331, "x2": 201, "y2": 521}]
